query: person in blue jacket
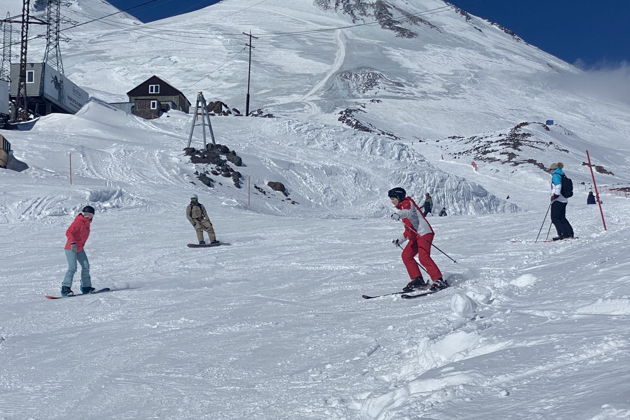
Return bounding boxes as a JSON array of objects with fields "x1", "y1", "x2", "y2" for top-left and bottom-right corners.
[{"x1": 548, "y1": 162, "x2": 574, "y2": 240}]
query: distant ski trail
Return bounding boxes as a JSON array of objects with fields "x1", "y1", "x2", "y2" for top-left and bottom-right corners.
[{"x1": 301, "y1": 29, "x2": 346, "y2": 115}]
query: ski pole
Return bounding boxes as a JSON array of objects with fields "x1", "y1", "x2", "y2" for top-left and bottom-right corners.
[
  {"x1": 535, "y1": 203, "x2": 551, "y2": 243},
  {"x1": 397, "y1": 243, "x2": 429, "y2": 275},
  {"x1": 430, "y1": 242, "x2": 457, "y2": 263},
  {"x1": 545, "y1": 218, "x2": 553, "y2": 241},
  {"x1": 403, "y1": 223, "x2": 458, "y2": 264}
]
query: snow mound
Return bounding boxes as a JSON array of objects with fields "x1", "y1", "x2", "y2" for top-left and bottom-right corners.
[
  {"x1": 510, "y1": 274, "x2": 538, "y2": 288},
  {"x1": 575, "y1": 299, "x2": 630, "y2": 316},
  {"x1": 450, "y1": 293, "x2": 478, "y2": 319}
]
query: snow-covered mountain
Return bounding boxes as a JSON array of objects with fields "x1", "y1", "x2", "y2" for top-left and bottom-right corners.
[
  {"x1": 2, "y1": 1, "x2": 630, "y2": 419},
  {"x1": 54, "y1": 0, "x2": 630, "y2": 191}
]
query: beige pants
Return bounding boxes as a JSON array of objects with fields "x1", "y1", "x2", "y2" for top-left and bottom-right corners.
[{"x1": 193, "y1": 219, "x2": 216, "y2": 242}]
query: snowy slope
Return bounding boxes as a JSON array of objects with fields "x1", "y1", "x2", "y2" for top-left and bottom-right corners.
[
  {"x1": 1, "y1": 100, "x2": 513, "y2": 222},
  {"x1": 48, "y1": 0, "x2": 630, "y2": 190},
  {"x1": 45, "y1": 0, "x2": 629, "y2": 147},
  {"x1": 1, "y1": 109, "x2": 630, "y2": 417},
  {"x1": 2, "y1": 0, "x2": 630, "y2": 419},
  {"x1": 1, "y1": 99, "x2": 630, "y2": 419}
]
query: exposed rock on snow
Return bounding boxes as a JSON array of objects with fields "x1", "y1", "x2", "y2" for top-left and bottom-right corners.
[
  {"x1": 338, "y1": 106, "x2": 399, "y2": 138},
  {"x1": 185, "y1": 143, "x2": 244, "y2": 188},
  {"x1": 314, "y1": 0, "x2": 439, "y2": 37},
  {"x1": 332, "y1": 68, "x2": 407, "y2": 97},
  {"x1": 207, "y1": 101, "x2": 237, "y2": 116},
  {"x1": 448, "y1": 122, "x2": 572, "y2": 171},
  {"x1": 267, "y1": 181, "x2": 288, "y2": 196}
]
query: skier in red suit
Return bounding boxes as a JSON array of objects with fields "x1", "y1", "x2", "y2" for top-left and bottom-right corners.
[{"x1": 388, "y1": 187, "x2": 447, "y2": 292}]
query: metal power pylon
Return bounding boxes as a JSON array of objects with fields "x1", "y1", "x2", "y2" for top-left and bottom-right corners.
[
  {"x1": 187, "y1": 92, "x2": 216, "y2": 148},
  {"x1": 1, "y1": 0, "x2": 48, "y2": 121},
  {"x1": 0, "y1": 12, "x2": 12, "y2": 82},
  {"x1": 43, "y1": 0, "x2": 66, "y2": 74}
]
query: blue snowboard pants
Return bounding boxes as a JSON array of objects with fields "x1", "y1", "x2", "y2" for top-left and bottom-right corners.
[{"x1": 62, "y1": 249, "x2": 92, "y2": 289}]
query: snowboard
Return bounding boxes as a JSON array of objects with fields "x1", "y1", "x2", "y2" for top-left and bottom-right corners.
[
  {"x1": 45, "y1": 287, "x2": 111, "y2": 299},
  {"x1": 187, "y1": 242, "x2": 230, "y2": 248}
]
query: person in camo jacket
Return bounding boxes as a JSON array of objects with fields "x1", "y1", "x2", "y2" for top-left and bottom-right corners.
[
  {"x1": 388, "y1": 187, "x2": 448, "y2": 293},
  {"x1": 61, "y1": 206, "x2": 97, "y2": 296},
  {"x1": 186, "y1": 195, "x2": 218, "y2": 245}
]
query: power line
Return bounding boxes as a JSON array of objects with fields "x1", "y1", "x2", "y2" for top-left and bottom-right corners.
[
  {"x1": 255, "y1": 5, "x2": 452, "y2": 39},
  {"x1": 3, "y1": 0, "x2": 173, "y2": 47},
  {"x1": 55, "y1": 2, "x2": 451, "y2": 44},
  {"x1": 189, "y1": 45, "x2": 247, "y2": 88},
  {"x1": 73, "y1": 0, "x2": 270, "y2": 40},
  {"x1": 1, "y1": 1, "x2": 453, "y2": 84},
  {"x1": 60, "y1": 0, "x2": 162, "y2": 32}
]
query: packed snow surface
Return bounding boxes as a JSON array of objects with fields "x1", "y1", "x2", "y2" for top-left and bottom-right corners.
[
  {"x1": 1, "y1": 100, "x2": 630, "y2": 419},
  {"x1": 2, "y1": 0, "x2": 630, "y2": 419}
]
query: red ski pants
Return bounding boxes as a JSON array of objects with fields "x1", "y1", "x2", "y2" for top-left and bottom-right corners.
[{"x1": 401, "y1": 233, "x2": 443, "y2": 281}]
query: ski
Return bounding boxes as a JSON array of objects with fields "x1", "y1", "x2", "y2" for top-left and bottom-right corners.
[
  {"x1": 364, "y1": 287, "x2": 449, "y2": 300},
  {"x1": 187, "y1": 242, "x2": 230, "y2": 248},
  {"x1": 45, "y1": 287, "x2": 111, "y2": 300},
  {"x1": 362, "y1": 291, "x2": 409, "y2": 299},
  {"x1": 511, "y1": 237, "x2": 579, "y2": 244},
  {"x1": 401, "y1": 290, "x2": 438, "y2": 299}
]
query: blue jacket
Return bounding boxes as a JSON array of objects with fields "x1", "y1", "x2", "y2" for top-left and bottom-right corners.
[{"x1": 551, "y1": 168, "x2": 565, "y2": 186}]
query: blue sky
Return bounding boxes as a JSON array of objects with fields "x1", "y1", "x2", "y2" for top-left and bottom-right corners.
[
  {"x1": 448, "y1": 0, "x2": 630, "y2": 68},
  {"x1": 106, "y1": 0, "x2": 629, "y2": 67}
]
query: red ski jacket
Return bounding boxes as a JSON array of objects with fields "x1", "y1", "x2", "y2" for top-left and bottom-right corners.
[
  {"x1": 395, "y1": 196, "x2": 434, "y2": 240},
  {"x1": 64, "y1": 214, "x2": 92, "y2": 252}
]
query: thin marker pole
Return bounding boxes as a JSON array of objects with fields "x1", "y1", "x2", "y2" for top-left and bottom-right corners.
[{"x1": 586, "y1": 150, "x2": 607, "y2": 231}]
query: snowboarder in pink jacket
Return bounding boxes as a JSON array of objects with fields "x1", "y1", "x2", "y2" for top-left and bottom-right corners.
[{"x1": 61, "y1": 206, "x2": 96, "y2": 296}]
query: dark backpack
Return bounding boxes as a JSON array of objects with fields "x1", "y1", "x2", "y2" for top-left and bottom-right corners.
[{"x1": 560, "y1": 175, "x2": 573, "y2": 198}]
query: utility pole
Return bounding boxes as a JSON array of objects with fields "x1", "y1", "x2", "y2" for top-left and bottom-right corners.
[
  {"x1": 2, "y1": 0, "x2": 48, "y2": 122},
  {"x1": 242, "y1": 30, "x2": 258, "y2": 116},
  {"x1": 187, "y1": 92, "x2": 216, "y2": 149}
]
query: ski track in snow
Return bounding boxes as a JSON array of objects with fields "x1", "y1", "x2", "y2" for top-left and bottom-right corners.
[
  {"x1": 300, "y1": 29, "x2": 347, "y2": 116},
  {"x1": 355, "y1": 221, "x2": 630, "y2": 419},
  {"x1": 2, "y1": 105, "x2": 630, "y2": 417},
  {"x1": 2, "y1": 181, "x2": 630, "y2": 418}
]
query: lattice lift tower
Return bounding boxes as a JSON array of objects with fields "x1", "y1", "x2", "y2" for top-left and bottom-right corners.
[
  {"x1": 1, "y1": 0, "x2": 47, "y2": 121},
  {"x1": 0, "y1": 12, "x2": 13, "y2": 82},
  {"x1": 43, "y1": 0, "x2": 67, "y2": 74}
]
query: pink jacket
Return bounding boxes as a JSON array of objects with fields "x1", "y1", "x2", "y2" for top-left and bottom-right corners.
[{"x1": 64, "y1": 214, "x2": 91, "y2": 251}]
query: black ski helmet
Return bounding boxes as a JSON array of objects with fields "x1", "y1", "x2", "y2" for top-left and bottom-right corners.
[
  {"x1": 388, "y1": 187, "x2": 406, "y2": 201},
  {"x1": 82, "y1": 205, "x2": 95, "y2": 214}
]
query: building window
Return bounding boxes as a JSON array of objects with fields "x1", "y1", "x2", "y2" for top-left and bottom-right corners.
[
  {"x1": 149, "y1": 84, "x2": 160, "y2": 94},
  {"x1": 26, "y1": 70, "x2": 35, "y2": 83},
  {"x1": 150, "y1": 100, "x2": 158, "y2": 110}
]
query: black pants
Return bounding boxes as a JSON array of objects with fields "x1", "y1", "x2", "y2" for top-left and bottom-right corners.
[{"x1": 551, "y1": 201, "x2": 574, "y2": 239}]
